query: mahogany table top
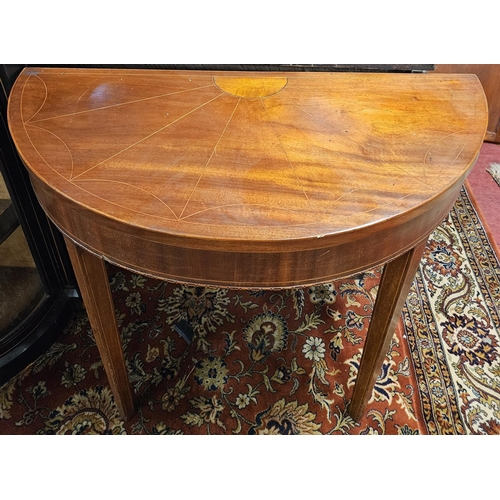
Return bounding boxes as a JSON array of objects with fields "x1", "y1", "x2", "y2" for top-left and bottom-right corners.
[
  {"x1": 7, "y1": 68, "x2": 488, "y2": 288},
  {"x1": 7, "y1": 68, "x2": 487, "y2": 250}
]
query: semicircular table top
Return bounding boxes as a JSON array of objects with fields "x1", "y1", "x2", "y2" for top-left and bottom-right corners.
[{"x1": 7, "y1": 68, "x2": 487, "y2": 252}]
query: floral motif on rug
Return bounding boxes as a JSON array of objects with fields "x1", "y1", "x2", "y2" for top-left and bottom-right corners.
[
  {"x1": 402, "y1": 188, "x2": 500, "y2": 434},
  {"x1": 0, "y1": 188, "x2": 499, "y2": 435},
  {"x1": 0, "y1": 269, "x2": 420, "y2": 434},
  {"x1": 116, "y1": 269, "x2": 422, "y2": 435}
]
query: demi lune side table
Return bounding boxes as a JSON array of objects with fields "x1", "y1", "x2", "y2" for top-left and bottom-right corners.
[{"x1": 7, "y1": 68, "x2": 487, "y2": 422}]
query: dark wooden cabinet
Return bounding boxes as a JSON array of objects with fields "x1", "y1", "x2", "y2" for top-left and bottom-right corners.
[
  {"x1": 0, "y1": 65, "x2": 78, "y2": 385},
  {"x1": 434, "y1": 64, "x2": 500, "y2": 143}
]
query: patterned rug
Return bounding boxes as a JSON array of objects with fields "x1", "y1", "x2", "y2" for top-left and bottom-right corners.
[
  {"x1": 487, "y1": 163, "x2": 500, "y2": 188},
  {"x1": 0, "y1": 187, "x2": 499, "y2": 435}
]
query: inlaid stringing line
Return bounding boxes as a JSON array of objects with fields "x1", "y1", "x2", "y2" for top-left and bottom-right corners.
[
  {"x1": 278, "y1": 95, "x2": 432, "y2": 187},
  {"x1": 360, "y1": 193, "x2": 413, "y2": 215},
  {"x1": 179, "y1": 202, "x2": 318, "y2": 221},
  {"x1": 60, "y1": 218, "x2": 380, "y2": 286},
  {"x1": 71, "y1": 92, "x2": 225, "y2": 180},
  {"x1": 179, "y1": 98, "x2": 241, "y2": 220},
  {"x1": 422, "y1": 129, "x2": 469, "y2": 185},
  {"x1": 19, "y1": 75, "x2": 174, "y2": 221},
  {"x1": 21, "y1": 117, "x2": 178, "y2": 222},
  {"x1": 262, "y1": 95, "x2": 362, "y2": 212},
  {"x1": 24, "y1": 123, "x2": 75, "y2": 180},
  {"x1": 71, "y1": 179, "x2": 178, "y2": 219},
  {"x1": 20, "y1": 76, "x2": 80, "y2": 189},
  {"x1": 282, "y1": 98, "x2": 365, "y2": 151},
  {"x1": 27, "y1": 83, "x2": 216, "y2": 123},
  {"x1": 260, "y1": 97, "x2": 309, "y2": 202},
  {"x1": 433, "y1": 80, "x2": 478, "y2": 176},
  {"x1": 21, "y1": 74, "x2": 48, "y2": 123},
  {"x1": 63, "y1": 180, "x2": 181, "y2": 222}
]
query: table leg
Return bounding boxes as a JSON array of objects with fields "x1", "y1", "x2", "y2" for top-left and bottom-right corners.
[
  {"x1": 64, "y1": 236, "x2": 135, "y2": 421},
  {"x1": 348, "y1": 239, "x2": 427, "y2": 422}
]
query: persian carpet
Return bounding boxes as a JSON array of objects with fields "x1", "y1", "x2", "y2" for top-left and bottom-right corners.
[
  {"x1": 487, "y1": 163, "x2": 500, "y2": 188},
  {"x1": 0, "y1": 187, "x2": 499, "y2": 435}
]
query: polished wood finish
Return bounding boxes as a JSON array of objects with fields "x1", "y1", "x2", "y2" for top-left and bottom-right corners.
[
  {"x1": 434, "y1": 64, "x2": 500, "y2": 143},
  {"x1": 349, "y1": 239, "x2": 427, "y2": 421},
  {"x1": 64, "y1": 236, "x2": 134, "y2": 420},
  {"x1": 7, "y1": 68, "x2": 487, "y2": 421}
]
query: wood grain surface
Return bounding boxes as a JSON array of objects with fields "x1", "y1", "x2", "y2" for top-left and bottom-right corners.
[
  {"x1": 7, "y1": 68, "x2": 488, "y2": 421},
  {"x1": 7, "y1": 68, "x2": 487, "y2": 288},
  {"x1": 434, "y1": 64, "x2": 500, "y2": 143}
]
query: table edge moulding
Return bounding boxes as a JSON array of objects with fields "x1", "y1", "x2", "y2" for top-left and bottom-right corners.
[{"x1": 7, "y1": 68, "x2": 488, "y2": 422}]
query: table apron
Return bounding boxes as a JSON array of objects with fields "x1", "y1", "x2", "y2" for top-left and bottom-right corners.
[{"x1": 30, "y1": 175, "x2": 465, "y2": 289}]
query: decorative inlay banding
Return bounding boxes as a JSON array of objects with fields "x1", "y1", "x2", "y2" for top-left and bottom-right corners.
[{"x1": 213, "y1": 76, "x2": 288, "y2": 98}]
